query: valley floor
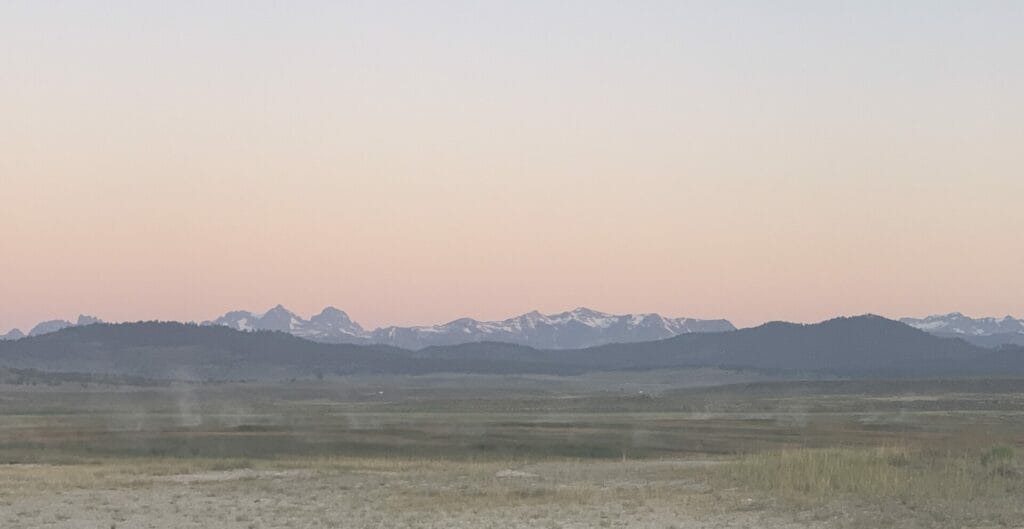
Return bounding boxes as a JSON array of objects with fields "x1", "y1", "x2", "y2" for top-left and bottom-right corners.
[{"x1": 0, "y1": 373, "x2": 1023, "y2": 528}]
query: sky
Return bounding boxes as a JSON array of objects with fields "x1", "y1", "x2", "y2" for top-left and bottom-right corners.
[{"x1": 2, "y1": 1, "x2": 1022, "y2": 333}]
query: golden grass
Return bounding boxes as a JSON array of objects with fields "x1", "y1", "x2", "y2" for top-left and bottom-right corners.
[{"x1": 712, "y1": 444, "x2": 1024, "y2": 526}]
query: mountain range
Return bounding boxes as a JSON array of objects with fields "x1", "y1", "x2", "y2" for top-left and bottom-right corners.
[
  {"x1": 5, "y1": 309, "x2": 1024, "y2": 349},
  {"x1": 0, "y1": 315, "x2": 103, "y2": 341},
  {"x1": 2, "y1": 306, "x2": 734, "y2": 350},
  {"x1": 901, "y1": 312, "x2": 1024, "y2": 335},
  {"x1": 900, "y1": 313, "x2": 1024, "y2": 347},
  {"x1": 200, "y1": 305, "x2": 736, "y2": 349},
  {"x1": 1, "y1": 315, "x2": 1021, "y2": 380}
]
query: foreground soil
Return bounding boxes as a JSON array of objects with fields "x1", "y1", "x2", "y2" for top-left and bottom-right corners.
[
  {"x1": 3, "y1": 457, "x2": 1020, "y2": 529},
  {"x1": 0, "y1": 458, "x2": 821, "y2": 529}
]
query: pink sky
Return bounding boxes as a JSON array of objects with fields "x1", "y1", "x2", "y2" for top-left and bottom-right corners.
[{"x1": 2, "y1": 3, "x2": 1022, "y2": 333}]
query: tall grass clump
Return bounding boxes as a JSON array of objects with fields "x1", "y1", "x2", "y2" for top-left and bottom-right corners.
[
  {"x1": 715, "y1": 447, "x2": 912, "y2": 501},
  {"x1": 980, "y1": 445, "x2": 1015, "y2": 467},
  {"x1": 714, "y1": 445, "x2": 1023, "y2": 506}
]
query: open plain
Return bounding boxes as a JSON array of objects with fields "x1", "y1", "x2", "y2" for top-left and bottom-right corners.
[{"x1": 1, "y1": 372, "x2": 1022, "y2": 528}]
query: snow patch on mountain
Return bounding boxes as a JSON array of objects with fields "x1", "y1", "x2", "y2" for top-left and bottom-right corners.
[
  {"x1": 201, "y1": 305, "x2": 735, "y2": 349},
  {"x1": 900, "y1": 313, "x2": 1024, "y2": 336}
]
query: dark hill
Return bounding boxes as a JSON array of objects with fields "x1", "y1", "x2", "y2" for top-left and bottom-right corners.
[
  {"x1": 0, "y1": 322, "x2": 580, "y2": 379},
  {"x1": 552, "y1": 315, "x2": 989, "y2": 375}
]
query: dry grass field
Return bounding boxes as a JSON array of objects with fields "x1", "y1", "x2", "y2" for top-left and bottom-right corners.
[{"x1": 1, "y1": 372, "x2": 1022, "y2": 528}]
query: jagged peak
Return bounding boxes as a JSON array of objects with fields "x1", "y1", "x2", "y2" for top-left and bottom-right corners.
[
  {"x1": 317, "y1": 306, "x2": 348, "y2": 316},
  {"x1": 76, "y1": 314, "x2": 103, "y2": 326},
  {"x1": 570, "y1": 306, "x2": 604, "y2": 315},
  {"x1": 264, "y1": 304, "x2": 295, "y2": 315}
]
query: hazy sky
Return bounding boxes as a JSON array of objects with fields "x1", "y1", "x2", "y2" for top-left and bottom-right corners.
[{"x1": 2, "y1": 1, "x2": 1022, "y2": 333}]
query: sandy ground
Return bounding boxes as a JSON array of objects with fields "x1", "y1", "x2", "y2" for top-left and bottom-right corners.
[{"x1": 0, "y1": 459, "x2": 818, "y2": 529}]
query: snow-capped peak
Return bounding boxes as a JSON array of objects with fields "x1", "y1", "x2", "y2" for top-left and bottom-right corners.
[
  {"x1": 307, "y1": 307, "x2": 365, "y2": 337},
  {"x1": 900, "y1": 313, "x2": 1024, "y2": 336},
  {"x1": 251, "y1": 305, "x2": 301, "y2": 332},
  {"x1": 361, "y1": 308, "x2": 734, "y2": 349},
  {"x1": 28, "y1": 305, "x2": 729, "y2": 349}
]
